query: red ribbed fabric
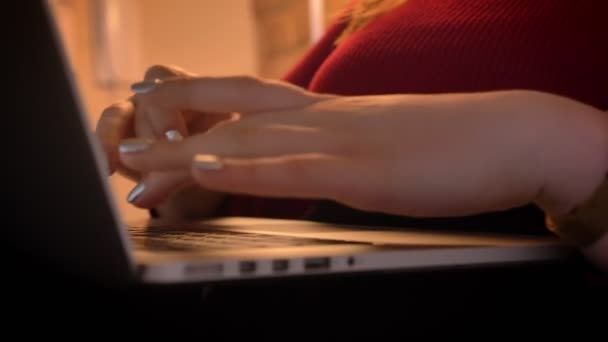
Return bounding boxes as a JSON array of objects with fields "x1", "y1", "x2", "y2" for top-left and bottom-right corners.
[{"x1": 218, "y1": 0, "x2": 607, "y2": 220}]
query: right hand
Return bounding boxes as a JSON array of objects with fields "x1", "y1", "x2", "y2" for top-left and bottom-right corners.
[{"x1": 95, "y1": 65, "x2": 234, "y2": 218}]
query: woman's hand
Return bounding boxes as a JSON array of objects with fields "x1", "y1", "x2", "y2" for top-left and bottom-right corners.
[
  {"x1": 120, "y1": 77, "x2": 608, "y2": 219},
  {"x1": 95, "y1": 65, "x2": 234, "y2": 218}
]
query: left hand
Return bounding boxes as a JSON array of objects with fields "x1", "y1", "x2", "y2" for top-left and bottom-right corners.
[
  {"x1": 96, "y1": 65, "x2": 235, "y2": 217},
  {"x1": 119, "y1": 76, "x2": 608, "y2": 221}
]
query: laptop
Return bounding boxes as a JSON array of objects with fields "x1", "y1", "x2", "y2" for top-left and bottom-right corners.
[{"x1": 10, "y1": 0, "x2": 574, "y2": 287}]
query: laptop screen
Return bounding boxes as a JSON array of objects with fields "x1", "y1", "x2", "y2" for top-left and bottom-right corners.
[{"x1": 10, "y1": 1, "x2": 135, "y2": 285}]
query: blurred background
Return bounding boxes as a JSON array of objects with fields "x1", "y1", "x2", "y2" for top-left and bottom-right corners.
[{"x1": 48, "y1": 0, "x2": 349, "y2": 221}]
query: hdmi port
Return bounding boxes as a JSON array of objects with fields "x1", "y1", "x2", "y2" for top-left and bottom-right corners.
[{"x1": 304, "y1": 257, "x2": 330, "y2": 271}]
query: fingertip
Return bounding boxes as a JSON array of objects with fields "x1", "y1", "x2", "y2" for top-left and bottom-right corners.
[
  {"x1": 165, "y1": 129, "x2": 184, "y2": 142},
  {"x1": 190, "y1": 154, "x2": 223, "y2": 184},
  {"x1": 131, "y1": 78, "x2": 163, "y2": 95},
  {"x1": 126, "y1": 182, "x2": 161, "y2": 209},
  {"x1": 126, "y1": 172, "x2": 191, "y2": 208},
  {"x1": 193, "y1": 154, "x2": 224, "y2": 171},
  {"x1": 127, "y1": 182, "x2": 147, "y2": 205},
  {"x1": 119, "y1": 138, "x2": 155, "y2": 154}
]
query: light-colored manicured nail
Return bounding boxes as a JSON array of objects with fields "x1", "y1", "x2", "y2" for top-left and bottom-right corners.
[
  {"x1": 119, "y1": 138, "x2": 154, "y2": 153},
  {"x1": 194, "y1": 154, "x2": 223, "y2": 171},
  {"x1": 165, "y1": 129, "x2": 184, "y2": 142},
  {"x1": 127, "y1": 183, "x2": 145, "y2": 203},
  {"x1": 131, "y1": 78, "x2": 162, "y2": 94}
]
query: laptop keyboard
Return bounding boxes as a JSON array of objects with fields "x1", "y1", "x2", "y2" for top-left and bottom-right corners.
[{"x1": 128, "y1": 227, "x2": 356, "y2": 251}]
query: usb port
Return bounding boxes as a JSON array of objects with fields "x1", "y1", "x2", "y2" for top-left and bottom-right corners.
[
  {"x1": 239, "y1": 261, "x2": 256, "y2": 274},
  {"x1": 272, "y1": 259, "x2": 289, "y2": 272},
  {"x1": 304, "y1": 257, "x2": 330, "y2": 271}
]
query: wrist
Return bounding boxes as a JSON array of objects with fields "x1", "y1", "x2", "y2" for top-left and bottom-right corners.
[
  {"x1": 531, "y1": 94, "x2": 608, "y2": 220},
  {"x1": 543, "y1": 176, "x2": 608, "y2": 248},
  {"x1": 523, "y1": 93, "x2": 608, "y2": 252}
]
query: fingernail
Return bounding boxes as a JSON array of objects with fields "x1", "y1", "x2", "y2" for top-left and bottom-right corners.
[
  {"x1": 131, "y1": 78, "x2": 162, "y2": 94},
  {"x1": 119, "y1": 138, "x2": 154, "y2": 153},
  {"x1": 127, "y1": 183, "x2": 145, "y2": 203},
  {"x1": 165, "y1": 129, "x2": 184, "y2": 142},
  {"x1": 194, "y1": 154, "x2": 223, "y2": 171}
]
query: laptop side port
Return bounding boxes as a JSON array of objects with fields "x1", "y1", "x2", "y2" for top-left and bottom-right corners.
[
  {"x1": 304, "y1": 257, "x2": 330, "y2": 272},
  {"x1": 272, "y1": 259, "x2": 289, "y2": 272},
  {"x1": 347, "y1": 256, "x2": 355, "y2": 266},
  {"x1": 239, "y1": 261, "x2": 257, "y2": 275},
  {"x1": 184, "y1": 263, "x2": 223, "y2": 277}
]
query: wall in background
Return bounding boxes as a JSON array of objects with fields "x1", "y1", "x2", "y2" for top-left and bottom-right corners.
[
  {"x1": 252, "y1": 0, "x2": 350, "y2": 78},
  {"x1": 138, "y1": 0, "x2": 259, "y2": 77}
]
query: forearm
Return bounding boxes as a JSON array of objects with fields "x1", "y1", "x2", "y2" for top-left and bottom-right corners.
[{"x1": 416, "y1": 89, "x2": 608, "y2": 270}]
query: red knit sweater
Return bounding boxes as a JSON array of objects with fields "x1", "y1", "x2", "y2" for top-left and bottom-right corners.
[{"x1": 217, "y1": 0, "x2": 607, "y2": 233}]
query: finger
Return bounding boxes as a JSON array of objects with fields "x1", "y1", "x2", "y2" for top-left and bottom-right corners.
[
  {"x1": 143, "y1": 64, "x2": 200, "y2": 130},
  {"x1": 130, "y1": 76, "x2": 326, "y2": 116},
  {"x1": 118, "y1": 124, "x2": 338, "y2": 172},
  {"x1": 97, "y1": 65, "x2": 199, "y2": 174},
  {"x1": 126, "y1": 64, "x2": 193, "y2": 201},
  {"x1": 143, "y1": 64, "x2": 196, "y2": 81},
  {"x1": 122, "y1": 103, "x2": 178, "y2": 199},
  {"x1": 125, "y1": 170, "x2": 192, "y2": 208},
  {"x1": 95, "y1": 100, "x2": 135, "y2": 174},
  {"x1": 142, "y1": 64, "x2": 233, "y2": 131},
  {"x1": 144, "y1": 104, "x2": 190, "y2": 141},
  {"x1": 132, "y1": 82, "x2": 189, "y2": 141},
  {"x1": 113, "y1": 108, "x2": 159, "y2": 182},
  {"x1": 137, "y1": 65, "x2": 194, "y2": 141},
  {"x1": 188, "y1": 111, "x2": 237, "y2": 134},
  {"x1": 190, "y1": 153, "x2": 346, "y2": 199}
]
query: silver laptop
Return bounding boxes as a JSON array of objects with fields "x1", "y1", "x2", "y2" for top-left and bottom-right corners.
[{"x1": 10, "y1": 1, "x2": 574, "y2": 287}]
